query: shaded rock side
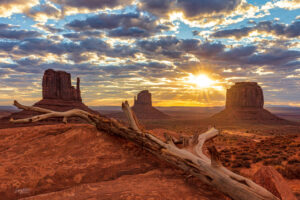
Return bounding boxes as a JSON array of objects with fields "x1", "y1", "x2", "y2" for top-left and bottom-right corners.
[
  {"x1": 0, "y1": 69, "x2": 97, "y2": 128},
  {"x1": 226, "y1": 82, "x2": 263, "y2": 109},
  {"x1": 211, "y1": 82, "x2": 287, "y2": 123},
  {"x1": 132, "y1": 90, "x2": 169, "y2": 119},
  {"x1": 253, "y1": 166, "x2": 297, "y2": 200},
  {"x1": 43, "y1": 69, "x2": 82, "y2": 102}
]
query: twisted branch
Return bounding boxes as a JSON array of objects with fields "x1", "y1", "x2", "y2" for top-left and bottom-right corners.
[{"x1": 10, "y1": 100, "x2": 279, "y2": 200}]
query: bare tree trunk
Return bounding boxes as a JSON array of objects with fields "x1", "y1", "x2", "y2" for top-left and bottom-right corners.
[{"x1": 10, "y1": 100, "x2": 279, "y2": 200}]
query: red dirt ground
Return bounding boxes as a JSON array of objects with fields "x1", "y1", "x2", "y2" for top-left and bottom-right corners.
[{"x1": 0, "y1": 124, "x2": 227, "y2": 200}]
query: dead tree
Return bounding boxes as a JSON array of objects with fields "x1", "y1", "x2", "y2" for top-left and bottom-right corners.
[{"x1": 10, "y1": 100, "x2": 279, "y2": 200}]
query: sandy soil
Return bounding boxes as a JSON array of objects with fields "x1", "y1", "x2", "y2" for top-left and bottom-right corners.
[{"x1": 0, "y1": 124, "x2": 226, "y2": 200}]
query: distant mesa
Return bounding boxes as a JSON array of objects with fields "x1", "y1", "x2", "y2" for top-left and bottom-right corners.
[
  {"x1": 132, "y1": 90, "x2": 169, "y2": 119},
  {"x1": 108, "y1": 90, "x2": 169, "y2": 120},
  {"x1": 211, "y1": 82, "x2": 288, "y2": 123}
]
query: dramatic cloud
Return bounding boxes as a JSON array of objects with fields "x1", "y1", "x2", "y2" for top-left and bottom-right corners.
[
  {"x1": 176, "y1": 0, "x2": 242, "y2": 18},
  {"x1": 50, "y1": 0, "x2": 134, "y2": 15},
  {"x1": 25, "y1": 2, "x2": 61, "y2": 22},
  {"x1": 66, "y1": 12, "x2": 171, "y2": 37},
  {"x1": 0, "y1": 23, "x2": 41, "y2": 40},
  {"x1": 0, "y1": 0, "x2": 299, "y2": 106},
  {"x1": 139, "y1": 0, "x2": 259, "y2": 27},
  {"x1": 0, "y1": 0, "x2": 39, "y2": 17},
  {"x1": 212, "y1": 20, "x2": 300, "y2": 39}
]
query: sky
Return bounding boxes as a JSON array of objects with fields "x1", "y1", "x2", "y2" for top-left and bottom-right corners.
[{"x1": 0, "y1": 0, "x2": 299, "y2": 107}]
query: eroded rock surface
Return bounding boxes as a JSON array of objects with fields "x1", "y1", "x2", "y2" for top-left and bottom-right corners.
[
  {"x1": 0, "y1": 69, "x2": 97, "y2": 128},
  {"x1": 0, "y1": 124, "x2": 226, "y2": 200},
  {"x1": 226, "y1": 82, "x2": 263, "y2": 109},
  {"x1": 253, "y1": 166, "x2": 297, "y2": 200},
  {"x1": 132, "y1": 90, "x2": 169, "y2": 119},
  {"x1": 211, "y1": 82, "x2": 287, "y2": 123},
  {"x1": 43, "y1": 69, "x2": 81, "y2": 102}
]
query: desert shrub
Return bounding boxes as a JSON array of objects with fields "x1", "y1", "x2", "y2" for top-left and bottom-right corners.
[
  {"x1": 252, "y1": 157, "x2": 262, "y2": 163},
  {"x1": 241, "y1": 161, "x2": 251, "y2": 168},
  {"x1": 231, "y1": 162, "x2": 242, "y2": 168},
  {"x1": 270, "y1": 154, "x2": 279, "y2": 158},
  {"x1": 287, "y1": 159, "x2": 300, "y2": 164},
  {"x1": 280, "y1": 164, "x2": 300, "y2": 179},
  {"x1": 241, "y1": 156, "x2": 251, "y2": 161},
  {"x1": 263, "y1": 159, "x2": 281, "y2": 166}
]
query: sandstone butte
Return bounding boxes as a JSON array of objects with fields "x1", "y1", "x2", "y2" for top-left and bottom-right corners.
[
  {"x1": 211, "y1": 82, "x2": 289, "y2": 123},
  {"x1": 0, "y1": 69, "x2": 97, "y2": 128},
  {"x1": 132, "y1": 90, "x2": 169, "y2": 119},
  {"x1": 108, "y1": 90, "x2": 169, "y2": 119}
]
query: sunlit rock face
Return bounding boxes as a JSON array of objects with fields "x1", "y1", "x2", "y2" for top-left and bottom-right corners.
[
  {"x1": 132, "y1": 90, "x2": 169, "y2": 119},
  {"x1": 211, "y1": 82, "x2": 287, "y2": 123},
  {"x1": 226, "y1": 82, "x2": 264, "y2": 109},
  {"x1": 42, "y1": 69, "x2": 82, "y2": 102}
]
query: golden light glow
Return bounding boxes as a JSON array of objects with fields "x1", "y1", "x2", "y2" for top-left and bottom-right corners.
[{"x1": 188, "y1": 74, "x2": 215, "y2": 89}]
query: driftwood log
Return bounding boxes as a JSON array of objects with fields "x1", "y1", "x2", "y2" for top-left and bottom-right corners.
[{"x1": 10, "y1": 100, "x2": 279, "y2": 200}]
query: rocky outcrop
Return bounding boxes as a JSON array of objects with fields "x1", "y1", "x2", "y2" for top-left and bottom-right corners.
[
  {"x1": 1, "y1": 69, "x2": 97, "y2": 128},
  {"x1": 108, "y1": 90, "x2": 169, "y2": 120},
  {"x1": 226, "y1": 82, "x2": 263, "y2": 109},
  {"x1": 42, "y1": 69, "x2": 81, "y2": 102},
  {"x1": 134, "y1": 90, "x2": 152, "y2": 106},
  {"x1": 211, "y1": 82, "x2": 287, "y2": 123},
  {"x1": 132, "y1": 90, "x2": 169, "y2": 119},
  {"x1": 253, "y1": 166, "x2": 297, "y2": 200}
]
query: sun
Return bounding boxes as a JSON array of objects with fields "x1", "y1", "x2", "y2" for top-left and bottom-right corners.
[{"x1": 188, "y1": 74, "x2": 215, "y2": 89}]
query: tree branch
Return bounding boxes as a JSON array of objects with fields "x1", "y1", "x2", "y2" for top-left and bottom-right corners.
[{"x1": 10, "y1": 100, "x2": 279, "y2": 200}]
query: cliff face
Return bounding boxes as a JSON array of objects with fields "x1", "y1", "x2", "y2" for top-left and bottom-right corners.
[
  {"x1": 1, "y1": 69, "x2": 97, "y2": 127},
  {"x1": 134, "y1": 90, "x2": 152, "y2": 106},
  {"x1": 226, "y1": 82, "x2": 263, "y2": 109},
  {"x1": 211, "y1": 82, "x2": 286, "y2": 123},
  {"x1": 42, "y1": 69, "x2": 82, "y2": 102}
]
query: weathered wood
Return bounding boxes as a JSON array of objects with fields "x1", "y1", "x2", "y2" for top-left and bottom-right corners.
[{"x1": 10, "y1": 101, "x2": 279, "y2": 200}]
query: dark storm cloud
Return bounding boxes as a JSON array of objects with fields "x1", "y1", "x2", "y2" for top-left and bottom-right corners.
[
  {"x1": 0, "y1": 23, "x2": 41, "y2": 40},
  {"x1": 66, "y1": 12, "x2": 170, "y2": 37},
  {"x1": 51, "y1": 0, "x2": 133, "y2": 10},
  {"x1": 212, "y1": 20, "x2": 300, "y2": 39}
]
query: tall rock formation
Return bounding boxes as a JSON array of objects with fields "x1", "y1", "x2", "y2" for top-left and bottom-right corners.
[
  {"x1": 226, "y1": 82, "x2": 263, "y2": 109},
  {"x1": 131, "y1": 90, "x2": 169, "y2": 119},
  {"x1": 134, "y1": 90, "x2": 152, "y2": 106},
  {"x1": 211, "y1": 82, "x2": 286, "y2": 123},
  {"x1": 3, "y1": 69, "x2": 97, "y2": 127},
  {"x1": 42, "y1": 69, "x2": 81, "y2": 102}
]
